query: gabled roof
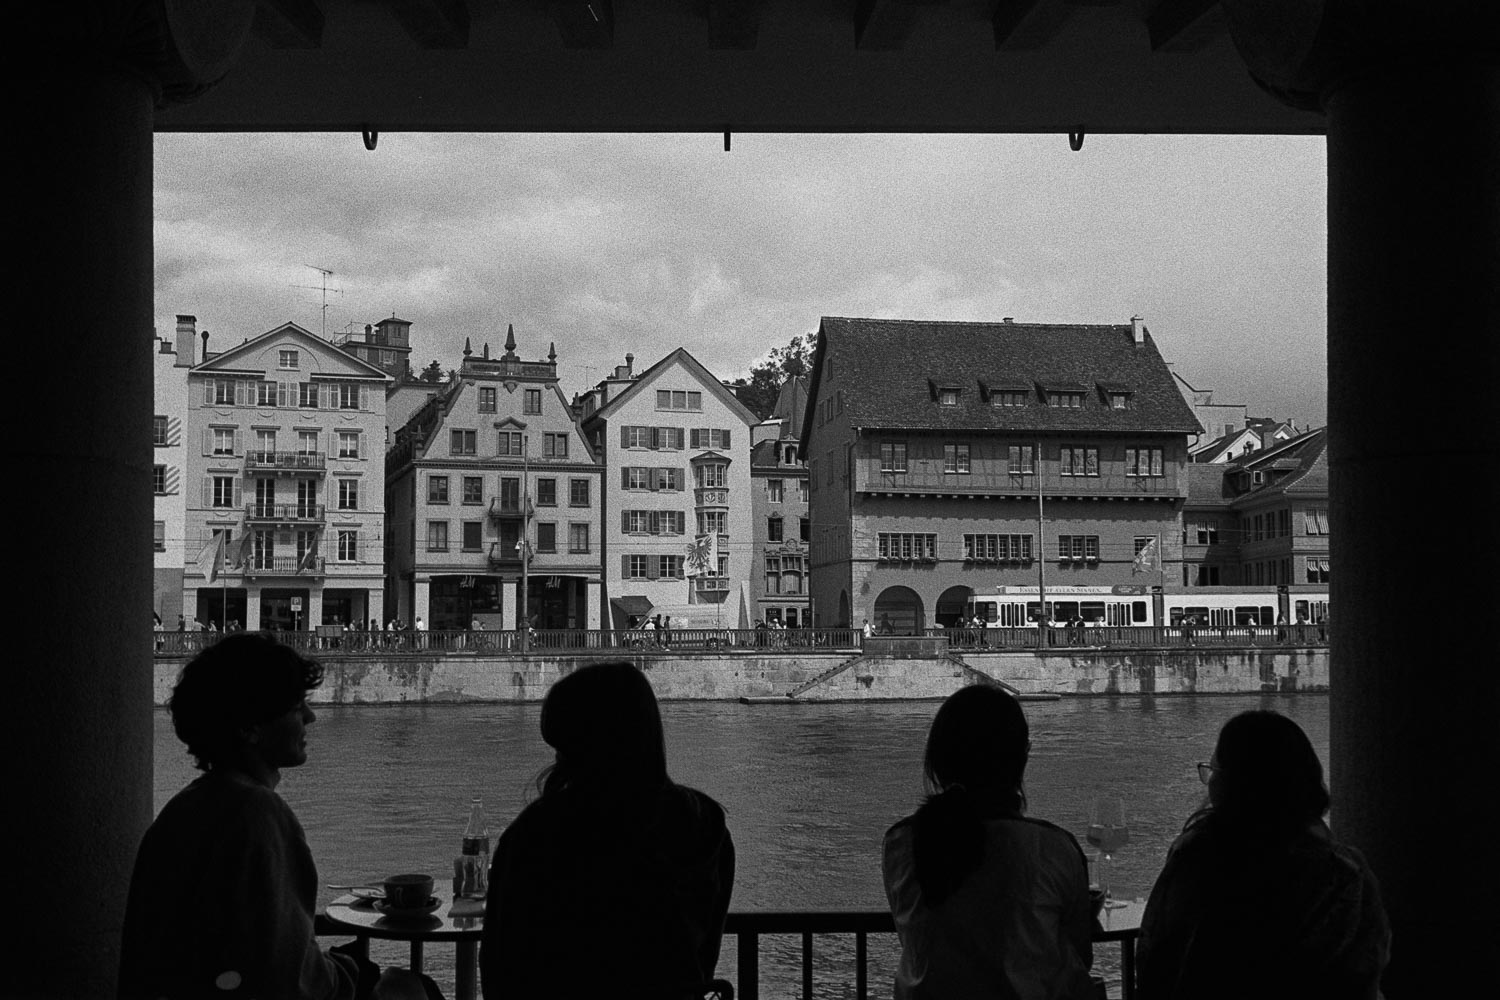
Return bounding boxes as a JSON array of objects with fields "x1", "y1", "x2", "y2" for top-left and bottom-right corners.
[
  {"x1": 801, "y1": 317, "x2": 1201, "y2": 451},
  {"x1": 1231, "y1": 428, "x2": 1328, "y2": 498},
  {"x1": 190, "y1": 321, "x2": 391, "y2": 381},
  {"x1": 1191, "y1": 425, "x2": 1263, "y2": 463},
  {"x1": 583, "y1": 347, "x2": 758, "y2": 428}
]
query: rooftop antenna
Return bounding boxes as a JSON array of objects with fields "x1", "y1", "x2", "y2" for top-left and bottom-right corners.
[{"x1": 290, "y1": 265, "x2": 342, "y2": 337}]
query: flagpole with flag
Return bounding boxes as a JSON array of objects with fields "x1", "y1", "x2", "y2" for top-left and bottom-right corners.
[{"x1": 195, "y1": 530, "x2": 224, "y2": 586}]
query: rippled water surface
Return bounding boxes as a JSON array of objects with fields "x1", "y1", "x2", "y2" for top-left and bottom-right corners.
[{"x1": 153, "y1": 693, "x2": 1329, "y2": 997}]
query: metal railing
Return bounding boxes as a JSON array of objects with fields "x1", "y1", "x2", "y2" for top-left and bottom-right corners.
[
  {"x1": 153, "y1": 625, "x2": 1325, "y2": 657},
  {"x1": 245, "y1": 450, "x2": 326, "y2": 471},
  {"x1": 245, "y1": 503, "x2": 325, "y2": 522},
  {"x1": 312, "y1": 908, "x2": 1136, "y2": 1000}
]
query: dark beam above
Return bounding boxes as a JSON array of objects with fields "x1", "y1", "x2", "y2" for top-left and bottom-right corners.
[
  {"x1": 254, "y1": 0, "x2": 325, "y2": 49},
  {"x1": 1147, "y1": 0, "x2": 1225, "y2": 52},
  {"x1": 555, "y1": 0, "x2": 613, "y2": 49},
  {"x1": 708, "y1": 0, "x2": 764, "y2": 51},
  {"x1": 993, "y1": 0, "x2": 1073, "y2": 52},
  {"x1": 856, "y1": 0, "x2": 941, "y2": 52},
  {"x1": 388, "y1": 0, "x2": 470, "y2": 49}
]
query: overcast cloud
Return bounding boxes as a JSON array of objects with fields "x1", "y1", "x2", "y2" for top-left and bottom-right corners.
[{"x1": 155, "y1": 132, "x2": 1327, "y2": 425}]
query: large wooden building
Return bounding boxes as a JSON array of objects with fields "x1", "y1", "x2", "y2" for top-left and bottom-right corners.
[{"x1": 800, "y1": 315, "x2": 1201, "y2": 631}]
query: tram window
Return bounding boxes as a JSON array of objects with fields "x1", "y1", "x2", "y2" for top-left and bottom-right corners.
[
  {"x1": 1133, "y1": 601, "x2": 1148, "y2": 624},
  {"x1": 1234, "y1": 606, "x2": 1258, "y2": 626},
  {"x1": 972, "y1": 601, "x2": 997, "y2": 623},
  {"x1": 1054, "y1": 601, "x2": 1079, "y2": 621},
  {"x1": 1080, "y1": 601, "x2": 1106, "y2": 623},
  {"x1": 1172, "y1": 606, "x2": 1209, "y2": 626}
]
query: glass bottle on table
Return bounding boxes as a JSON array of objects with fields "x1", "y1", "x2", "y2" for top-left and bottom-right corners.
[
  {"x1": 458, "y1": 796, "x2": 490, "y2": 898},
  {"x1": 1086, "y1": 796, "x2": 1130, "y2": 908}
]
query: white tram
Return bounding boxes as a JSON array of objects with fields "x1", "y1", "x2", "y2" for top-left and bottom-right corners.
[{"x1": 964, "y1": 585, "x2": 1329, "y2": 629}]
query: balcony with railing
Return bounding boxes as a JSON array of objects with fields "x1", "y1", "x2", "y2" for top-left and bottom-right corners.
[
  {"x1": 858, "y1": 463, "x2": 1184, "y2": 500},
  {"x1": 245, "y1": 450, "x2": 326, "y2": 474},
  {"x1": 694, "y1": 576, "x2": 732, "y2": 594},
  {"x1": 245, "y1": 503, "x2": 325, "y2": 524},
  {"x1": 487, "y1": 497, "x2": 525, "y2": 519},
  {"x1": 242, "y1": 555, "x2": 326, "y2": 579},
  {"x1": 487, "y1": 541, "x2": 521, "y2": 569}
]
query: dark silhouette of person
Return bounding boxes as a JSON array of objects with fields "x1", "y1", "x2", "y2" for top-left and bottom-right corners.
[
  {"x1": 883, "y1": 684, "x2": 1095, "y2": 999},
  {"x1": 481, "y1": 662, "x2": 735, "y2": 999},
  {"x1": 1137, "y1": 710, "x2": 1390, "y2": 999},
  {"x1": 119, "y1": 633, "x2": 435, "y2": 1000}
]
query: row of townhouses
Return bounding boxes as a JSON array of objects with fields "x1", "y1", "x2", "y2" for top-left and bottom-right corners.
[{"x1": 153, "y1": 313, "x2": 1328, "y2": 633}]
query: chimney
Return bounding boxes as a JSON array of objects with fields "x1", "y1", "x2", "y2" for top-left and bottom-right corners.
[
  {"x1": 201, "y1": 329, "x2": 210, "y2": 363},
  {"x1": 615, "y1": 353, "x2": 635, "y2": 379},
  {"x1": 174, "y1": 315, "x2": 196, "y2": 366},
  {"x1": 1131, "y1": 315, "x2": 1146, "y2": 345}
]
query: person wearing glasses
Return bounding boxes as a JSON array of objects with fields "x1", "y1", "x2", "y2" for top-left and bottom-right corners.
[{"x1": 1137, "y1": 710, "x2": 1390, "y2": 999}]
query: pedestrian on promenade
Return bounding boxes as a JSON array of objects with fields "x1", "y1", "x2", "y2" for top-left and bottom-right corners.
[
  {"x1": 481, "y1": 661, "x2": 735, "y2": 999},
  {"x1": 884, "y1": 684, "x2": 1095, "y2": 999},
  {"x1": 863, "y1": 619, "x2": 874, "y2": 641},
  {"x1": 119, "y1": 633, "x2": 437, "y2": 1000},
  {"x1": 1138, "y1": 710, "x2": 1389, "y2": 999}
]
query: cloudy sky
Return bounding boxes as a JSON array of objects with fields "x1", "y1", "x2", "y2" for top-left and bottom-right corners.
[{"x1": 155, "y1": 132, "x2": 1327, "y2": 425}]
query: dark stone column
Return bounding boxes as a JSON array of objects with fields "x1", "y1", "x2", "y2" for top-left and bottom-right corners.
[
  {"x1": 18, "y1": 5, "x2": 254, "y2": 994},
  {"x1": 1326, "y1": 64, "x2": 1499, "y2": 996},
  {"x1": 18, "y1": 66, "x2": 158, "y2": 1000},
  {"x1": 1223, "y1": 3, "x2": 1499, "y2": 992}
]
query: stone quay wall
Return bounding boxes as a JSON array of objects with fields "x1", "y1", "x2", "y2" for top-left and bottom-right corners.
[{"x1": 151, "y1": 645, "x2": 1329, "y2": 705}]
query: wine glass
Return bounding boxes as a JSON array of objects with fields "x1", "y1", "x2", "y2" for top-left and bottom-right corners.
[{"x1": 1086, "y1": 796, "x2": 1130, "y2": 908}]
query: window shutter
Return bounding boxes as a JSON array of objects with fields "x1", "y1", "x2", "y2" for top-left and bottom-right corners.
[
  {"x1": 647, "y1": 558, "x2": 660, "y2": 580},
  {"x1": 621, "y1": 511, "x2": 630, "y2": 532},
  {"x1": 650, "y1": 427, "x2": 660, "y2": 449},
  {"x1": 360, "y1": 385, "x2": 369, "y2": 410},
  {"x1": 621, "y1": 467, "x2": 630, "y2": 489},
  {"x1": 691, "y1": 429, "x2": 701, "y2": 449},
  {"x1": 235, "y1": 381, "x2": 246, "y2": 406},
  {"x1": 201, "y1": 428, "x2": 212, "y2": 455},
  {"x1": 722, "y1": 429, "x2": 731, "y2": 449},
  {"x1": 202, "y1": 381, "x2": 212, "y2": 405},
  {"x1": 201, "y1": 478, "x2": 211, "y2": 507},
  {"x1": 622, "y1": 555, "x2": 631, "y2": 579},
  {"x1": 233, "y1": 430, "x2": 243, "y2": 454},
  {"x1": 620, "y1": 426, "x2": 630, "y2": 448},
  {"x1": 234, "y1": 480, "x2": 243, "y2": 508},
  {"x1": 277, "y1": 382, "x2": 288, "y2": 407},
  {"x1": 649, "y1": 511, "x2": 661, "y2": 534}
]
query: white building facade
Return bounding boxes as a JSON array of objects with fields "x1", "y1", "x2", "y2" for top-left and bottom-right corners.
[
  {"x1": 183, "y1": 322, "x2": 390, "y2": 630},
  {"x1": 580, "y1": 350, "x2": 758, "y2": 628},
  {"x1": 152, "y1": 316, "x2": 194, "y2": 625}
]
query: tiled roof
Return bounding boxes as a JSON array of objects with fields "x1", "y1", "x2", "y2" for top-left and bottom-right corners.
[
  {"x1": 750, "y1": 439, "x2": 780, "y2": 469},
  {"x1": 1185, "y1": 463, "x2": 1237, "y2": 507},
  {"x1": 807, "y1": 317, "x2": 1202, "y2": 436}
]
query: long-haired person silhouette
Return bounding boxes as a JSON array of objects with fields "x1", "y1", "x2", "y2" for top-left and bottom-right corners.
[
  {"x1": 480, "y1": 662, "x2": 735, "y2": 1000},
  {"x1": 883, "y1": 684, "x2": 1095, "y2": 999}
]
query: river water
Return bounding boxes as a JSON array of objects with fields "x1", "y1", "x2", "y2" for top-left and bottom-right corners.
[{"x1": 152, "y1": 692, "x2": 1329, "y2": 998}]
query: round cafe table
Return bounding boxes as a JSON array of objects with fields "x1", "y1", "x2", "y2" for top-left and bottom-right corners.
[{"x1": 323, "y1": 887, "x2": 485, "y2": 1000}]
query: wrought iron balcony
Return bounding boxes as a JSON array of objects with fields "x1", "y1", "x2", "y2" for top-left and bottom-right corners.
[
  {"x1": 488, "y1": 497, "x2": 525, "y2": 519},
  {"x1": 245, "y1": 503, "x2": 325, "y2": 524},
  {"x1": 245, "y1": 450, "x2": 326, "y2": 473},
  {"x1": 242, "y1": 555, "x2": 326, "y2": 578},
  {"x1": 487, "y1": 542, "x2": 522, "y2": 568}
]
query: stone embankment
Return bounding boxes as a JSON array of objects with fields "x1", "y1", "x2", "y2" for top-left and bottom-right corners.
[{"x1": 151, "y1": 641, "x2": 1329, "y2": 705}]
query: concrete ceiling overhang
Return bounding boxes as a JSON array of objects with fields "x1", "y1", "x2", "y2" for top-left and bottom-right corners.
[{"x1": 154, "y1": 0, "x2": 1326, "y2": 134}]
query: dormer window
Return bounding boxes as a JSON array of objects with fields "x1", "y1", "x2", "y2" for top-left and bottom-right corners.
[
  {"x1": 938, "y1": 387, "x2": 960, "y2": 406},
  {"x1": 1047, "y1": 391, "x2": 1084, "y2": 408},
  {"x1": 991, "y1": 390, "x2": 1028, "y2": 407},
  {"x1": 1109, "y1": 392, "x2": 1131, "y2": 410}
]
